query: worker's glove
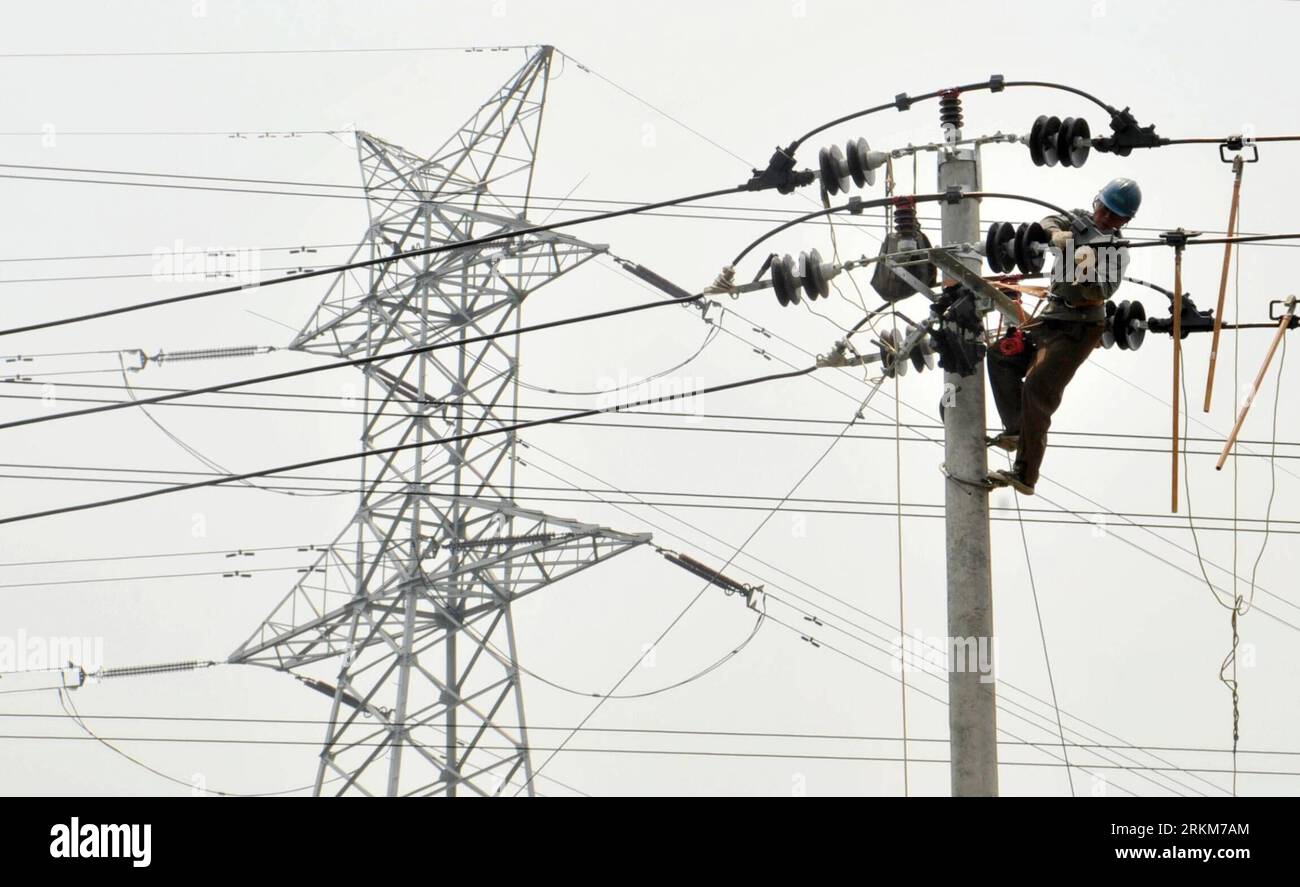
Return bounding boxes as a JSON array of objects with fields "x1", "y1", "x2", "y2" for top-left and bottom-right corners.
[
  {"x1": 1074, "y1": 245, "x2": 1097, "y2": 280},
  {"x1": 1050, "y1": 229, "x2": 1073, "y2": 251}
]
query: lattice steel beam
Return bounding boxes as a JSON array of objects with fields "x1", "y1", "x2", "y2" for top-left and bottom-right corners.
[{"x1": 230, "y1": 45, "x2": 650, "y2": 797}]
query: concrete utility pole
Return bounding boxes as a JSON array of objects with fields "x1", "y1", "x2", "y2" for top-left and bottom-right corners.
[{"x1": 937, "y1": 100, "x2": 999, "y2": 796}]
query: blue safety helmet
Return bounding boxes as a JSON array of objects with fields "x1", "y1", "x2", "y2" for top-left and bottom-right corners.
[{"x1": 1096, "y1": 177, "x2": 1142, "y2": 220}]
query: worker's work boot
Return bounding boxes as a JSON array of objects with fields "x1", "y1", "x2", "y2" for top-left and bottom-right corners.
[
  {"x1": 986, "y1": 432, "x2": 1020, "y2": 452},
  {"x1": 989, "y1": 466, "x2": 1035, "y2": 496}
]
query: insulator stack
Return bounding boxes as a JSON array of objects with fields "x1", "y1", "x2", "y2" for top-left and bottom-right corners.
[
  {"x1": 152, "y1": 345, "x2": 273, "y2": 364},
  {"x1": 1028, "y1": 114, "x2": 1092, "y2": 167},
  {"x1": 870, "y1": 198, "x2": 936, "y2": 302},
  {"x1": 296, "y1": 675, "x2": 367, "y2": 710},
  {"x1": 661, "y1": 550, "x2": 754, "y2": 598},
  {"x1": 447, "y1": 532, "x2": 560, "y2": 551},
  {"x1": 939, "y1": 90, "x2": 964, "y2": 131},
  {"x1": 983, "y1": 220, "x2": 1049, "y2": 274},
  {"x1": 98, "y1": 660, "x2": 216, "y2": 680},
  {"x1": 819, "y1": 137, "x2": 888, "y2": 195},
  {"x1": 894, "y1": 201, "x2": 919, "y2": 241},
  {"x1": 1102, "y1": 298, "x2": 1147, "y2": 351},
  {"x1": 877, "y1": 328, "x2": 937, "y2": 378},
  {"x1": 770, "y1": 248, "x2": 840, "y2": 307}
]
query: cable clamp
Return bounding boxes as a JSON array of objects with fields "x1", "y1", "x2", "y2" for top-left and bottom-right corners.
[
  {"x1": 1268, "y1": 295, "x2": 1298, "y2": 322},
  {"x1": 1219, "y1": 138, "x2": 1259, "y2": 164},
  {"x1": 1158, "y1": 228, "x2": 1202, "y2": 249},
  {"x1": 704, "y1": 265, "x2": 738, "y2": 295}
]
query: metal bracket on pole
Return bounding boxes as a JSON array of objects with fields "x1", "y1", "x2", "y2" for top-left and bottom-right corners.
[{"x1": 926, "y1": 247, "x2": 1025, "y2": 324}]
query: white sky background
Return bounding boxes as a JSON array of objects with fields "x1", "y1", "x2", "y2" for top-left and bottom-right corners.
[{"x1": 1, "y1": 0, "x2": 1298, "y2": 797}]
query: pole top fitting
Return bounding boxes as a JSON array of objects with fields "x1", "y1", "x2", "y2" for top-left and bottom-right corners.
[{"x1": 1159, "y1": 228, "x2": 1202, "y2": 250}]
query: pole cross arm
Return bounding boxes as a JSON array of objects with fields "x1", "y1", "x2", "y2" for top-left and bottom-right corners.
[{"x1": 926, "y1": 247, "x2": 1025, "y2": 324}]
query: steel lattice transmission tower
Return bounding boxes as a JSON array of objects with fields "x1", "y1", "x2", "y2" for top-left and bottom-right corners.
[{"x1": 229, "y1": 45, "x2": 649, "y2": 797}]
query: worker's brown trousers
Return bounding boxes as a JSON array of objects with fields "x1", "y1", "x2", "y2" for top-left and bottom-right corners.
[{"x1": 987, "y1": 319, "x2": 1105, "y2": 487}]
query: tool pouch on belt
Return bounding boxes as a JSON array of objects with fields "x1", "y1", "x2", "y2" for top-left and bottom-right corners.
[{"x1": 1042, "y1": 284, "x2": 1107, "y2": 323}]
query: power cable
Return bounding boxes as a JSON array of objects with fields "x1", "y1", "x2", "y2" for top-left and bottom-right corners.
[
  {"x1": 0, "y1": 184, "x2": 747, "y2": 338},
  {"x1": 1004, "y1": 449, "x2": 1074, "y2": 796},
  {"x1": 755, "y1": 604, "x2": 1153, "y2": 796},
  {"x1": 515, "y1": 380, "x2": 887, "y2": 795},
  {"x1": 55, "y1": 687, "x2": 330, "y2": 797},
  {"x1": 0, "y1": 365, "x2": 815, "y2": 526},
  {"x1": 5, "y1": 455, "x2": 1300, "y2": 538},
  {"x1": 6, "y1": 379, "x2": 1299, "y2": 453},
  {"x1": 115, "y1": 354, "x2": 347, "y2": 499},
  {"x1": 0, "y1": 44, "x2": 542, "y2": 59},
  {"x1": 9, "y1": 728, "x2": 1300, "y2": 779},
  {"x1": 709, "y1": 296, "x2": 1300, "y2": 630},
  {"x1": 1, "y1": 708, "x2": 1296, "y2": 758},
  {"x1": 0, "y1": 541, "x2": 324, "y2": 570},
  {"x1": 514, "y1": 434, "x2": 1210, "y2": 796},
  {"x1": 0, "y1": 290, "x2": 708, "y2": 432}
]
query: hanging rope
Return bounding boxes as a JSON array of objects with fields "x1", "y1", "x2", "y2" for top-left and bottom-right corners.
[
  {"x1": 1003, "y1": 448, "x2": 1075, "y2": 796},
  {"x1": 1221, "y1": 334, "x2": 1286, "y2": 795},
  {"x1": 1177, "y1": 327, "x2": 1287, "y2": 797}
]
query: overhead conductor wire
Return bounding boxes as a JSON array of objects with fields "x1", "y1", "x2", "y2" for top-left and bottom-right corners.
[{"x1": 515, "y1": 378, "x2": 889, "y2": 795}]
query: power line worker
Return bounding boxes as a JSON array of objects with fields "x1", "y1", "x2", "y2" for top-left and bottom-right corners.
[{"x1": 986, "y1": 177, "x2": 1141, "y2": 495}]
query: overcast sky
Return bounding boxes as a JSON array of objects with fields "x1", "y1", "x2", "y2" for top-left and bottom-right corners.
[{"x1": 1, "y1": 0, "x2": 1298, "y2": 797}]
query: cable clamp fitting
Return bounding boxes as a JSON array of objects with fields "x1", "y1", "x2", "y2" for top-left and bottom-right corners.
[
  {"x1": 1158, "y1": 228, "x2": 1202, "y2": 250},
  {"x1": 1219, "y1": 137, "x2": 1259, "y2": 164},
  {"x1": 704, "y1": 265, "x2": 738, "y2": 295}
]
